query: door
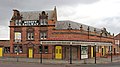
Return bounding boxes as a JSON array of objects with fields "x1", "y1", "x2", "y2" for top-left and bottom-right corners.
[
  {"x1": 65, "y1": 47, "x2": 69, "y2": 60},
  {"x1": 72, "y1": 46, "x2": 77, "y2": 60},
  {"x1": 0, "y1": 47, "x2": 3, "y2": 57},
  {"x1": 91, "y1": 47, "x2": 93, "y2": 58},
  {"x1": 55, "y1": 46, "x2": 62, "y2": 59},
  {"x1": 29, "y1": 48, "x2": 33, "y2": 58},
  {"x1": 102, "y1": 48, "x2": 104, "y2": 56},
  {"x1": 114, "y1": 48, "x2": 116, "y2": 55}
]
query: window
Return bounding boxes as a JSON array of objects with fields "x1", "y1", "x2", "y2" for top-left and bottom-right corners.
[
  {"x1": 13, "y1": 45, "x2": 23, "y2": 53},
  {"x1": 39, "y1": 46, "x2": 42, "y2": 53},
  {"x1": 15, "y1": 20, "x2": 22, "y2": 26},
  {"x1": 40, "y1": 31, "x2": 47, "y2": 39},
  {"x1": 44, "y1": 46, "x2": 48, "y2": 53},
  {"x1": 14, "y1": 32, "x2": 21, "y2": 42},
  {"x1": 96, "y1": 46, "x2": 99, "y2": 53},
  {"x1": 4, "y1": 47, "x2": 10, "y2": 53},
  {"x1": 13, "y1": 45, "x2": 18, "y2": 53},
  {"x1": 19, "y1": 46, "x2": 23, "y2": 53},
  {"x1": 27, "y1": 32, "x2": 34, "y2": 40},
  {"x1": 38, "y1": 46, "x2": 49, "y2": 53},
  {"x1": 108, "y1": 46, "x2": 112, "y2": 52},
  {"x1": 21, "y1": 20, "x2": 39, "y2": 26},
  {"x1": 40, "y1": 19, "x2": 48, "y2": 25}
]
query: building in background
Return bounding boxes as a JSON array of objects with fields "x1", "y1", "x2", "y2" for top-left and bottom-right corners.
[
  {"x1": 114, "y1": 33, "x2": 120, "y2": 54},
  {"x1": 0, "y1": 40, "x2": 10, "y2": 57},
  {"x1": 0, "y1": 7, "x2": 116, "y2": 60}
]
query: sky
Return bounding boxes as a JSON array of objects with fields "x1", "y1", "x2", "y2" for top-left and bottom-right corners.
[{"x1": 0, "y1": 0, "x2": 120, "y2": 40}]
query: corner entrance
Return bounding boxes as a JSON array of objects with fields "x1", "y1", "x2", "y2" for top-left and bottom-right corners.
[
  {"x1": 55, "y1": 46, "x2": 62, "y2": 59},
  {"x1": 0, "y1": 47, "x2": 3, "y2": 57},
  {"x1": 28, "y1": 48, "x2": 33, "y2": 58}
]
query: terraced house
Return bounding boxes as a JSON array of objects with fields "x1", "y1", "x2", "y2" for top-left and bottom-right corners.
[{"x1": 0, "y1": 7, "x2": 116, "y2": 60}]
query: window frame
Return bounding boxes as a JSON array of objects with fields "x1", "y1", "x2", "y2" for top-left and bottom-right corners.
[
  {"x1": 15, "y1": 20, "x2": 22, "y2": 26},
  {"x1": 39, "y1": 46, "x2": 42, "y2": 53},
  {"x1": 27, "y1": 32, "x2": 34, "y2": 40},
  {"x1": 4, "y1": 47, "x2": 10, "y2": 53},
  {"x1": 13, "y1": 45, "x2": 18, "y2": 53},
  {"x1": 40, "y1": 31, "x2": 47, "y2": 40},
  {"x1": 13, "y1": 45, "x2": 23, "y2": 53},
  {"x1": 14, "y1": 32, "x2": 22, "y2": 42},
  {"x1": 44, "y1": 46, "x2": 48, "y2": 53},
  {"x1": 40, "y1": 19, "x2": 48, "y2": 25}
]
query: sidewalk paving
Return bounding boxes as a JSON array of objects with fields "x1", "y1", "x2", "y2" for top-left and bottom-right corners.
[{"x1": 0, "y1": 55, "x2": 120, "y2": 64}]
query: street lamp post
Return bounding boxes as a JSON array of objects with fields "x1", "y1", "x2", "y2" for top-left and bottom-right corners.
[
  {"x1": 70, "y1": 45, "x2": 72, "y2": 64},
  {"x1": 111, "y1": 45, "x2": 112, "y2": 62},
  {"x1": 94, "y1": 44, "x2": 96, "y2": 64},
  {"x1": 16, "y1": 41, "x2": 19, "y2": 62}
]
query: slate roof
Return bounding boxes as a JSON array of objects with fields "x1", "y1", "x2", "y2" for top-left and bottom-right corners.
[
  {"x1": 114, "y1": 33, "x2": 120, "y2": 39},
  {"x1": 55, "y1": 20, "x2": 102, "y2": 33},
  {"x1": 20, "y1": 10, "x2": 54, "y2": 20}
]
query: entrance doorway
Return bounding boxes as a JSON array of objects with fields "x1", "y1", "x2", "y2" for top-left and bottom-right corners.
[
  {"x1": 114, "y1": 48, "x2": 116, "y2": 55},
  {"x1": 91, "y1": 46, "x2": 94, "y2": 57},
  {"x1": 55, "y1": 46, "x2": 62, "y2": 59},
  {"x1": 102, "y1": 48, "x2": 104, "y2": 56},
  {"x1": 0, "y1": 47, "x2": 3, "y2": 57},
  {"x1": 28, "y1": 48, "x2": 33, "y2": 58}
]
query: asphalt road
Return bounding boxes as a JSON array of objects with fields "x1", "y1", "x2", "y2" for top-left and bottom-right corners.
[{"x1": 0, "y1": 61, "x2": 120, "y2": 67}]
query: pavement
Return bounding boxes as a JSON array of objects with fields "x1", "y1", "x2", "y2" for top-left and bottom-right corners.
[
  {"x1": 0, "y1": 60, "x2": 120, "y2": 67},
  {"x1": 0, "y1": 55, "x2": 120, "y2": 65}
]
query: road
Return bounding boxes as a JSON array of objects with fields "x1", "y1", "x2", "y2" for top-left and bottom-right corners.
[{"x1": 0, "y1": 61, "x2": 120, "y2": 67}]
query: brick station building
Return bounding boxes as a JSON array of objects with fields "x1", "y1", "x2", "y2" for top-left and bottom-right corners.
[{"x1": 0, "y1": 7, "x2": 116, "y2": 60}]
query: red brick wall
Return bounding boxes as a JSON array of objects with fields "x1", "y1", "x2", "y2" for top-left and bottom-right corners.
[
  {"x1": 9, "y1": 14, "x2": 114, "y2": 59},
  {"x1": 4, "y1": 53, "x2": 27, "y2": 58},
  {"x1": 34, "y1": 54, "x2": 52, "y2": 59}
]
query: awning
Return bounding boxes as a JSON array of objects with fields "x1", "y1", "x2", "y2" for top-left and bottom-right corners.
[{"x1": 40, "y1": 41, "x2": 112, "y2": 46}]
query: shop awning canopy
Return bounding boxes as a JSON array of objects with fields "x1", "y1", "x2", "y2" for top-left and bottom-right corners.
[{"x1": 40, "y1": 41, "x2": 112, "y2": 46}]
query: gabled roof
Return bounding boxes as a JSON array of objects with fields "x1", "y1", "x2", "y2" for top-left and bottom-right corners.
[
  {"x1": 55, "y1": 20, "x2": 102, "y2": 33},
  {"x1": 114, "y1": 33, "x2": 120, "y2": 39},
  {"x1": 20, "y1": 10, "x2": 54, "y2": 20}
]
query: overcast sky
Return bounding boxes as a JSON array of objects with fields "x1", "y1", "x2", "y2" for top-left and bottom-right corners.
[{"x1": 0, "y1": 0, "x2": 120, "y2": 40}]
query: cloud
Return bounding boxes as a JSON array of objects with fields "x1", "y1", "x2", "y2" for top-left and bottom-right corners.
[
  {"x1": 0, "y1": 26, "x2": 9, "y2": 40},
  {"x1": 0, "y1": 0, "x2": 120, "y2": 39}
]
